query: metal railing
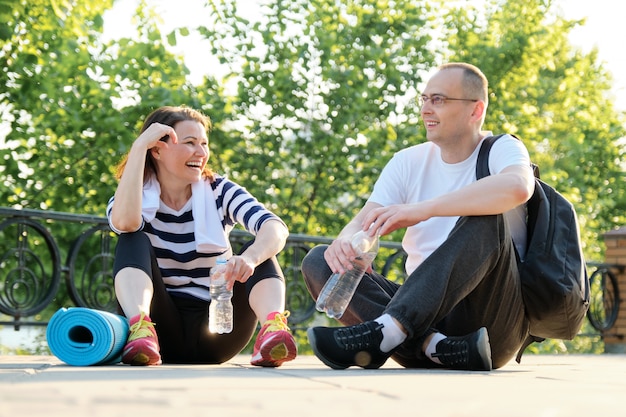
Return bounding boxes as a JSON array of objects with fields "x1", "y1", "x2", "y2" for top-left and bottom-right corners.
[
  {"x1": 586, "y1": 262, "x2": 624, "y2": 335},
  {"x1": 0, "y1": 207, "x2": 407, "y2": 330},
  {"x1": 0, "y1": 207, "x2": 621, "y2": 336}
]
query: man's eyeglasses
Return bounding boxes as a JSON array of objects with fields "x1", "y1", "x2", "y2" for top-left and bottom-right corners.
[{"x1": 418, "y1": 94, "x2": 478, "y2": 107}]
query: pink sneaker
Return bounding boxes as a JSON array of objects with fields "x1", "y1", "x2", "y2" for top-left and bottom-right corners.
[
  {"x1": 122, "y1": 313, "x2": 162, "y2": 366},
  {"x1": 250, "y1": 311, "x2": 297, "y2": 367}
]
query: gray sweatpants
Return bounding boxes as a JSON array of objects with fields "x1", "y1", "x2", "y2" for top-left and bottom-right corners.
[{"x1": 301, "y1": 215, "x2": 529, "y2": 369}]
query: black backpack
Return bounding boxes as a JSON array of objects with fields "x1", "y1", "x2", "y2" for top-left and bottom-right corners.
[{"x1": 477, "y1": 134, "x2": 589, "y2": 362}]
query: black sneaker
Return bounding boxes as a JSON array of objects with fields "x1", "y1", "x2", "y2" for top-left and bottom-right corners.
[
  {"x1": 307, "y1": 321, "x2": 391, "y2": 369},
  {"x1": 432, "y1": 327, "x2": 492, "y2": 371}
]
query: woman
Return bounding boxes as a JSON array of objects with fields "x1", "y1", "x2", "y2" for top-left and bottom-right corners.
[{"x1": 107, "y1": 105, "x2": 297, "y2": 367}]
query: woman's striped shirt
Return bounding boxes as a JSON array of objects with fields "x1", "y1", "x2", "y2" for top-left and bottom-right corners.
[{"x1": 106, "y1": 175, "x2": 285, "y2": 301}]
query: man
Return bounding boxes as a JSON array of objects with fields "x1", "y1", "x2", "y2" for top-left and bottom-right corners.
[{"x1": 302, "y1": 62, "x2": 535, "y2": 371}]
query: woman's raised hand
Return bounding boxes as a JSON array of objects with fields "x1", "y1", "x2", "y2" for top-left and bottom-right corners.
[{"x1": 135, "y1": 122, "x2": 178, "y2": 151}]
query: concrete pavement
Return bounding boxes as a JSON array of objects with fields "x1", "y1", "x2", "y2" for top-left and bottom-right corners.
[{"x1": 1, "y1": 354, "x2": 625, "y2": 417}]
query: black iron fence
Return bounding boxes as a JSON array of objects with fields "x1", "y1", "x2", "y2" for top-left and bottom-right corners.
[
  {"x1": 0, "y1": 207, "x2": 407, "y2": 330},
  {"x1": 0, "y1": 207, "x2": 621, "y2": 337}
]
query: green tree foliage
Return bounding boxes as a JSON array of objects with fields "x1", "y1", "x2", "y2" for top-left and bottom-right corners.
[
  {"x1": 2, "y1": 0, "x2": 623, "y2": 253},
  {"x1": 440, "y1": 0, "x2": 626, "y2": 260},
  {"x1": 1, "y1": 0, "x2": 624, "y2": 353},
  {"x1": 197, "y1": 0, "x2": 626, "y2": 257},
  {"x1": 0, "y1": 0, "x2": 218, "y2": 215},
  {"x1": 199, "y1": 0, "x2": 435, "y2": 237},
  {"x1": 0, "y1": 0, "x2": 221, "y2": 318}
]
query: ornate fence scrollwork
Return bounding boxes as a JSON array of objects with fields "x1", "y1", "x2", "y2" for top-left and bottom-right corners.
[
  {"x1": 65, "y1": 224, "x2": 118, "y2": 313},
  {"x1": 586, "y1": 262, "x2": 622, "y2": 333},
  {"x1": 0, "y1": 217, "x2": 61, "y2": 328},
  {"x1": 0, "y1": 207, "x2": 622, "y2": 340}
]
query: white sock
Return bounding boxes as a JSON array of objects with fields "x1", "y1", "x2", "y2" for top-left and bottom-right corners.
[
  {"x1": 424, "y1": 332, "x2": 447, "y2": 365},
  {"x1": 374, "y1": 314, "x2": 407, "y2": 353}
]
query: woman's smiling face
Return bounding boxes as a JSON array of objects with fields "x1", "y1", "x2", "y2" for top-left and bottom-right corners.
[{"x1": 156, "y1": 120, "x2": 209, "y2": 185}]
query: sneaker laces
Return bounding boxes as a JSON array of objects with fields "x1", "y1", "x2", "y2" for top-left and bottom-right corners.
[
  {"x1": 432, "y1": 338, "x2": 469, "y2": 367},
  {"x1": 127, "y1": 313, "x2": 156, "y2": 342},
  {"x1": 334, "y1": 322, "x2": 383, "y2": 351},
  {"x1": 261, "y1": 311, "x2": 291, "y2": 334}
]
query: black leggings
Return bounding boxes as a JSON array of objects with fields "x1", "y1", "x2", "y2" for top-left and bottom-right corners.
[{"x1": 113, "y1": 231, "x2": 285, "y2": 364}]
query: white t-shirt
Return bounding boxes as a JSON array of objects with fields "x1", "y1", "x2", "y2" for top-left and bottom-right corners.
[{"x1": 368, "y1": 134, "x2": 531, "y2": 275}]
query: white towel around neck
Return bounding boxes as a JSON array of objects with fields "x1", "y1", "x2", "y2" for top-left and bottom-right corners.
[{"x1": 142, "y1": 176, "x2": 230, "y2": 253}]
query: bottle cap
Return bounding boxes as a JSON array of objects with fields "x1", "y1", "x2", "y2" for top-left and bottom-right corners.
[{"x1": 351, "y1": 230, "x2": 376, "y2": 253}]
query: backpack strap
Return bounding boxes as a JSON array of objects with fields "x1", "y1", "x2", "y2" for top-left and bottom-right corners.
[
  {"x1": 515, "y1": 335, "x2": 545, "y2": 363},
  {"x1": 477, "y1": 134, "x2": 540, "y2": 180},
  {"x1": 476, "y1": 133, "x2": 543, "y2": 363},
  {"x1": 476, "y1": 134, "x2": 506, "y2": 180}
]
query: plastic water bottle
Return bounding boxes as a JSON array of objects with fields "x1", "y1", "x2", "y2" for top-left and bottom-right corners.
[
  {"x1": 209, "y1": 257, "x2": 233, "y2": 334},
  {"x1": 316, "y1": 230, "x2": 379, "y2": 319}
]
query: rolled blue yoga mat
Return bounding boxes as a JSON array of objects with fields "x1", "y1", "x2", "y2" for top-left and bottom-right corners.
[{"x1": 46, "y1": 307, "x2": 129, "y2": 366}]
